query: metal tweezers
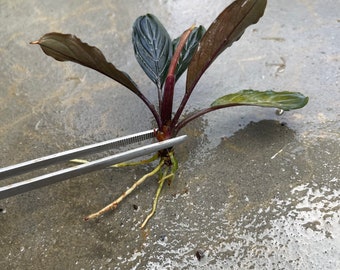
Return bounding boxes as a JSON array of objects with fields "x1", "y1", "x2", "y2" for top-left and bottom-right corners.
[{"x1": 0, "y1": 130, "x2": 187, "y2": 200}]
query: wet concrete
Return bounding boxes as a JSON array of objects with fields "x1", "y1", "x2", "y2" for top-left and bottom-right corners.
[{"x1": 1, "y1": 0, "x2": 339, "y2": 269}]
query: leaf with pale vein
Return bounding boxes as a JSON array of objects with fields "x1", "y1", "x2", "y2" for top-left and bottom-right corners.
[
  {"x1": 132, "y1": 14, "x2": 172, "y2": 88},
  {"x1": 172, "y1": 25, "x2": 206, "y2": 81},
  {"x1": 211, "y1": 90, "x2": 309, "y2": 111}
]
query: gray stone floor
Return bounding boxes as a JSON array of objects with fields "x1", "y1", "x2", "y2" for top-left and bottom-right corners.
[{"x1": 1, "y1": 0, "x2": 339, "y2": 269}]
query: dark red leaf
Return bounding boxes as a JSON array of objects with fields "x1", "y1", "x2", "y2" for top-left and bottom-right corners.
[
  {"x1": 31, "y1": 32, "x2": 140, "y2": 94},
  {"x1": 186, "y1": 0, "x2": 267, "y2": 94}
]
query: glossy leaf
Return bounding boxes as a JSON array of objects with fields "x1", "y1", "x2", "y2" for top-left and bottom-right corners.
[
  {"x1": 186, "y1": 0, "x2": 267, "y2": 94},
  {"x1": 30, "y1": 32, "x2": 139, "y2": 93},
  {"x1": 132, "y1": 14, "x2": 172, "y2": 88},
  {"x1": 172, "y1": 25, "x2": 206, "y2": 81},
  {"x1": 211, "y1": 90, "x2": 309, "y2": 111}
]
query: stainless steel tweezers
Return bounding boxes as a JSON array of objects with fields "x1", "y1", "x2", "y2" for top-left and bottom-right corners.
[{"x1": 0, "y1": 130, "x2": 187, "y2": 200}]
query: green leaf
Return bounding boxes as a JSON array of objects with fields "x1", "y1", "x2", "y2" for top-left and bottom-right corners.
[
  {"x1": 30, "y1": 32, "x2": 140, "y2": 94},
  {"x1": 172, "y1": 25, "x2": 206, "y2": 81},
  {"x1": 132, "y1": 14, "x2": 172, "y2": 88},
  {"x1": 211, "y1": 90, "x2": 309, "y2": 111},
  {"x1": 186, "y1": 0, "x2": 267, "y2": 94}
]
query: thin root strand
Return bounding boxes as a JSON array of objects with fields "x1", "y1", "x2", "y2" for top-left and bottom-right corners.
[
  {"x1": 140, "y1": 171, "x2": 174, "y2": 229},
  {"x1": 85, "y1": 160, "x2": 165, "y2": 221}
]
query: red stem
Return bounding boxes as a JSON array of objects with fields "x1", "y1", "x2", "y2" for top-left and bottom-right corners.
[
  {"x1": 160, "y1": 26, "x2": 195, "y2": 130},
  {"x1": 175, "y1": 103, "x2": 250, "y2": 134},
  {"x1": 136, "y1": 92, "x2": 162, "y2": 129},
  {"x1": 171, "y1": 91, "x2": 190, "y2": 130},
  {"x1": 160, "y1": 75, "x2": 175, "y2": 124}
]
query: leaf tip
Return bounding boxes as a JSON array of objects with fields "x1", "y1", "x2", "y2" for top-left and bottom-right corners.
[{"x1": 29, "y1": 40, "x2": 40, "y2": 45}]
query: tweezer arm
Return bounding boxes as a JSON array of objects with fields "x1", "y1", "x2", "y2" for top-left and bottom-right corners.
[
  {"x1": 0, "y1": 129, "x2": 154, "y2": 180},
  {"x1": 0, "y1": 135, "x2": 187, "y2": 200}
]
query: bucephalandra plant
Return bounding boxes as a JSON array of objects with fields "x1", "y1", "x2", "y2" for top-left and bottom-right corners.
[{"x1": 31, "y1": 0, "x2": 308, "y2": 228}]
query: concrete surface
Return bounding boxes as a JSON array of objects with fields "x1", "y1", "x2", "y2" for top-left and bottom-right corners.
[{"x1": 0, "y1": 0, "x2": 339, "y2": 269}]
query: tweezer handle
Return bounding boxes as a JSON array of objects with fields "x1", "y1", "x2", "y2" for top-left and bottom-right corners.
[
  {"x1": 0, "y1": 135, "x2": 187, "y2": 200},
  {"x1": 0, "y1": 129, "x2": 154, "y2": 180}
]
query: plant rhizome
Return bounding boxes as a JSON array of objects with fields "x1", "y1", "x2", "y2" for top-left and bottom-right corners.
[{"x1": 31, "y1": 0, "x2": 308, "y2": 228}]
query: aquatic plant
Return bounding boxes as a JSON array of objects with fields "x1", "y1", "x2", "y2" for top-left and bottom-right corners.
[{"x1": 31, "y1": 0, "x2": 308, "y2": 228}]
